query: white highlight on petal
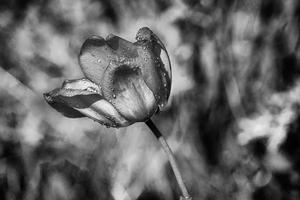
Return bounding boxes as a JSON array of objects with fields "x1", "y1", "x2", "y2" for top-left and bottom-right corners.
[
  {"x1": 76, "y1": 99, "x2": 130, "y2": 127},
  {"x1": 114, "y1": 77, "x2": 156, "y2": 121},
  {"x1": 109, "y1": 66, "x2": 157, "y2": 122}
]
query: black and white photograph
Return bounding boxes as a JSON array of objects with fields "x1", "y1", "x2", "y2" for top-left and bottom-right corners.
[{"x1": 0, "y1": 0, "x2": 300, "y2": 199}]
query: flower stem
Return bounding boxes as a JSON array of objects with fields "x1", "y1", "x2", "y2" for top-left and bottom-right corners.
[{"x1": 145, "y1": 119, "x2": 191, "y2": 200}]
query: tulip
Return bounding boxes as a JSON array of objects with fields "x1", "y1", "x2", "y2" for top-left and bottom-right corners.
[
  {"x1": 44, "y1": 27, "x2": 191, "y2": 199},
  {"x1": 44, "y1": 27, "x2": 171, "y2": 127}
]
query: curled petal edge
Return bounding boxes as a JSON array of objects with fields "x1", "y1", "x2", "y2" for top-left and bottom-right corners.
[
  {"x1": 135, "y1": 27, "x2": 172, "y2": 109},
  {"x1": 43, "y1": 78, "x2": 131, "y2": 128}
]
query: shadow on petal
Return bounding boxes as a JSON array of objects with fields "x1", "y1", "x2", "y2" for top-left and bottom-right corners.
[
  {"x1": 104, "y1": 65, "x2": 157, "y2": 122},
  {"x1": 44, "y1": 91, "x2": 85, "y2": 118}
]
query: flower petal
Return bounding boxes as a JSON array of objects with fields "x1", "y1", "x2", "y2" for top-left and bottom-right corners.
[
  {"x1": 75, "y1": 98, "x2": 131, "y2": 127},
  {"x1": 155, "y1": 49, "x2": 172, "y2": 109},
  {"x1": 79, "y1": 35, "x2": 139, "y2": 87},
  {"x1": 44, "y1": 89, "x2": 85, "y2": 118},
  {"x1": 78, "y1": 35, "x2": 115, "y2": 86},
  {"x1": 135, "y1": 27, "x2": 172, "y2": 109},
  {"x1": 136, "y1": 27, "x2": 172, "y2": 80},
  {"x1": 106, "y1": 34, "x2": 139, "y2": 59},
  {"x1": 101, "y1": 63, "x2": 157, "y2": 121},
  {"x1": 44, "y1": 78, "x2": 130, "y2": 127}
]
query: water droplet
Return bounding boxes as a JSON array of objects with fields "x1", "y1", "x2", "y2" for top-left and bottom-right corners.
[
  {"x1": 163, "y1": 72, "x2": 166, "y2": 76},
  {"x1": 109, "y1": 99, "x2": 112, "y2": 103},
  {"x1": 113, "y1": 94, "x2": 116, "y2": 98},
  {"x1": 143, "y1": 46, "x2": 146, "y2": 50},
  {"x1": 97, "y1": 59, "x2": 101, "y2": 63},
  {"x1": 164, "y1": 83, "x2": 167, "y2": 87}
]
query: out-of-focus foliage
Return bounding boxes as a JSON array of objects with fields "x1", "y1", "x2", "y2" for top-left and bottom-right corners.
[{"x1": 1, "y1": 0, "x2": 300, "y2": 199}]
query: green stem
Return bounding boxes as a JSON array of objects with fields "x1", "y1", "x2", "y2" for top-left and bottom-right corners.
[{"x1": 145, "y1": 119, "x2": 191, "y2": 200}]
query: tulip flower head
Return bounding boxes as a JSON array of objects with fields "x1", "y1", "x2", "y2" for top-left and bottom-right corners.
[{"x1": 44, "y1": 27, "x2": 171, "y2": 128}]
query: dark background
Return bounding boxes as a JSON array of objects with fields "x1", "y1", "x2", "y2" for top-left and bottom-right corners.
[{"x1": 1, "y1": 0, "x2": 300, "y2": 199}]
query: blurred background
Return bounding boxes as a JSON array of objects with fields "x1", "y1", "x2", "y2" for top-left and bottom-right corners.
[{"x1": 1, "y1": 0, "x2": 300, "y2": 199}]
